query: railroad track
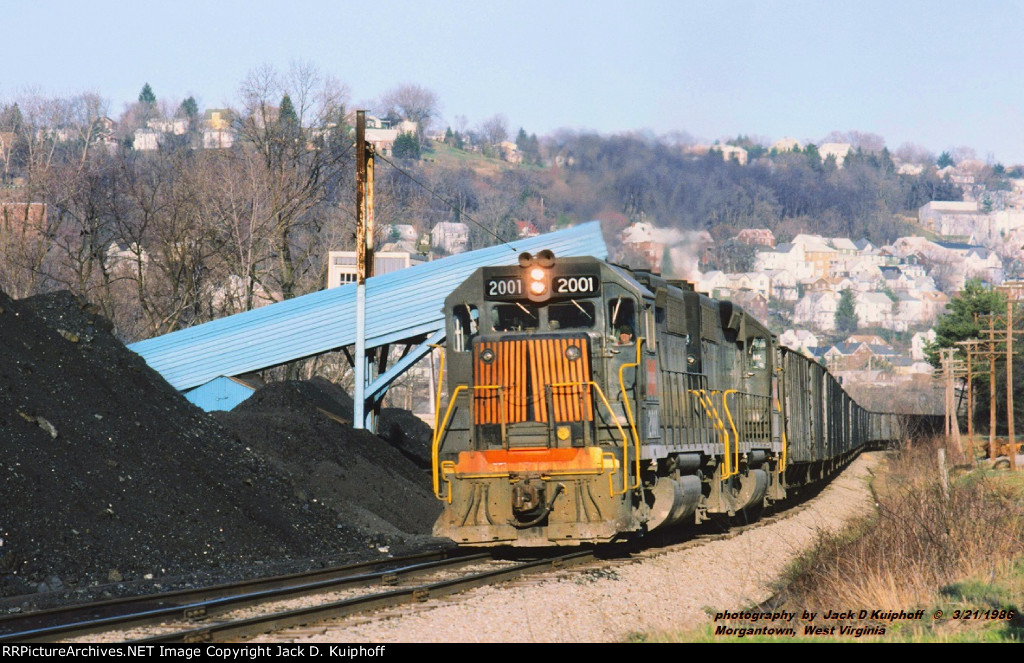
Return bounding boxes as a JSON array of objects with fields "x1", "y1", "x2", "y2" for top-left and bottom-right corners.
[
  {"x1": 0, "y1": 548, "x2": 596, "y2": 643},
  {"x1": 0, "y1": 549, "x2": 472, "y2": 643},
  {"x1": 0, "y1": 460, "x2": 855, "y2": 644}
]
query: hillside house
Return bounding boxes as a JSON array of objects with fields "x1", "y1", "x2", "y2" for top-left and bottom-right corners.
[
  {"x1": 733, "y1": 228, "x2": 775, "y2": 247},
  {"x1": 911, "y1": 329, "x2": 937, "y2": 361},
  {"x1": 619, "y1": 221, "x2": 686, "y2": 272},
  {"x1": 793, "y1": 290, "x2": 840, "y2": 330},
  {"x1": 779, "y1": 329, "x2": 819, "y2": 354},
  {"x1": 764, "y1": 268, "x2": 799, "y2": 301},
  {"x1": 431, "y1": 222, "x2": 469, "y2": 254},
  {"x1": 133, "y1": 128, "x2": 160, "y2": 151},
  {"x1": 203, "y1": 109, "x2": 236, "y2": 149},
  {"x1": 711, "y1": 143, "x2": 748, "y2": 165},
  {"x1": 918, "y1": 201, "x2": 983, "y2": 235},
  {"x1": 855, "y1": 291, "x2": 896, "y2": 328},
  {"x1": 771, "y1": 137, "x2": 801, "y2": 153},
  {"x1": 818, "y1": 142, "x2": 853, "y2": 167}
]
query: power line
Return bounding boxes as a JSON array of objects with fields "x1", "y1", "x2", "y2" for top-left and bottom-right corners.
[{"x1": 373, "y1": 150, "x2": 519, "y2": 253}]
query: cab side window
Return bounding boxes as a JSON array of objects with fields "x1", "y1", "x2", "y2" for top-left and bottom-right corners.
[
  {"x1": 749, "y1": 337, "x2": 767, "y2": 371},
  {"x1": 608, "y1": 296, "x2": 636, "y2": 343},
  {"x1": 451, "y1": 304, "x2": 478, "y2": 352}
]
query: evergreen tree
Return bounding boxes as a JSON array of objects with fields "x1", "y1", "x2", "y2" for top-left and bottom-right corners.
[
  {"x1": 928, "y1": 279, "x2": 1004, "y2": 367},
  {"x1": 926, "y1": 279, "x2": 1024, "y2": 435},
  {"x1": 179, "y1": 96, "x2": 198, "y2": 120},
  {"x1": 803, "y1": 143, "x2": 822, "y2": 171},
  {"x1": 834, "y1": 289, "x2": 859, "y2": 334},
  {"x1": 392, "y1": 132, "x2": 420, "y2": 160},
  {"x1": 276, "y1": 94, "x2": 300, "y2": 150},
  {"x1": 138, "y1": 83, "x2": 156, "y2": 105},
  {"x1": 279, "y1": 94, "x2": 297, "y2": 125},
  {"x1": 937, "y1": 151, "x2": 955, "y2": 168},
  {"x1": 0, "y1": 102, "x2": 24, "y2": 131},
  {"x1": 178, "y1": 96, "x2": 199, "y2": 136}
]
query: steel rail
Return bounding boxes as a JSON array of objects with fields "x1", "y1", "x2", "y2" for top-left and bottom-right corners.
[
  {"x1": 0, "y1": 549, "x2": 482, "y2": 643},
  {"x1": 138, "y1": 550, "x2": 596, "y2": 643}
]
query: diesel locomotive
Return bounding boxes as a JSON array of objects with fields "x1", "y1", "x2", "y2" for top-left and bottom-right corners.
[{"x1": 430, "y1": 250, "x2": 900, "y2": 547}]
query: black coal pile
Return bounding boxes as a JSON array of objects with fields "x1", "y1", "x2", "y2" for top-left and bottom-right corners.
[
  {"x1": 212, "y1": 379, "x2": 441, "y2": 541},
  {"x1": 240, "y1": 377, "x2": 434, "y2": 469},
  {"x1": 0, "y1": 289, "x2": 446, "y2": 605}
]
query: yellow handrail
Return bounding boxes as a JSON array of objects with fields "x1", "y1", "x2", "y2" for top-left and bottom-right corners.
[
  {"x1": 432, "y1": 383, "x2": 507, "y2": 501},
  {"x1": 474, "y1": 384, "x2": 507, "y2": 444},
  {"x1": 722, "y1": 389, "x2": 740, "y2": 479},
  {"x1": 432, "y1": 384, "x2": 467, "y2": 501},
  {"x1": 617, "y1": 339, "x2": 644, "y2": 491},
  {"x1": 550, "y1": 380, "x2": 636, "y2": 494},
  {"x1": 690, "y1": 388, "x2": 732, "y2": 476},
  {"x1": 432, "y1": 346, "x2": 445, "y2": 435},
  {"x1": 775, "y1": 396, "x2": 788, "y2": 473},
  {"x1": 432, "y1": 378, "x2": 637, "y2": 501}
]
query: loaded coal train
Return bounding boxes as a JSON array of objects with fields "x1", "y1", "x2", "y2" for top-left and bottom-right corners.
[{"x1": 430, "y1": 250, "x2": 907, "y2": 547}]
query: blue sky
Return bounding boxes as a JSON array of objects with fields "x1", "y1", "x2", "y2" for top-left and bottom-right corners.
[{"x1": 4, "y1": 0, "x2": 1023, "y2": 164}]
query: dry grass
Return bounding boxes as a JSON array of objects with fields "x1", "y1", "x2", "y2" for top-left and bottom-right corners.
[{"x1": 782, "y1": 436, "x2": 1024, "y2": 619}]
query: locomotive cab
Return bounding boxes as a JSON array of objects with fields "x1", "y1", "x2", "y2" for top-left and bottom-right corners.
[{"x1": 432, "y1": 253, "x2": 657, "y2": 546}]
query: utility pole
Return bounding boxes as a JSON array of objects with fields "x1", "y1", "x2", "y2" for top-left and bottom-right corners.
[
  {"x1": 354, "y1": 111, "x2": 376, "y2": 431},
  {"x1": 985, "y1": 324, "x2": 998, "y2": 457},
  {"x1": 938, "y1": 348, "x2": 964, "y2": 453},
  {"x1": 1008, "y1": 298, "x2": 1014, "y2": 470},
  {"x1": 996, "y1": 281, "x2": 1024, "y2": 470},
  {"x1": 978, "y1": 309, "x2": 1019, "y2": 467},
  {"x1": 956, "y1": 339, "x2": 984, "y2": 460}
]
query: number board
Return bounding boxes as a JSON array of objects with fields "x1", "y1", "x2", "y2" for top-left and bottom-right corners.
[
  {"x1": 482, "y1": 266, "x2": 600, "y2": 301},
  {"x1": 551, "y1": 269, "x2": 600, "y2": 297}
]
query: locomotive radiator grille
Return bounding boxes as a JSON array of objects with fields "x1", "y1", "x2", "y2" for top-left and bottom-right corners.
[
  {"x1": 528, "y1": 337, "x2": 593, "y2": 423},
  {"x1": 473, "y1": 340, "x2": 528, "y2": 425},
  {"x1": 472, "y1": 337, "x2": 593, "y2": 426}
]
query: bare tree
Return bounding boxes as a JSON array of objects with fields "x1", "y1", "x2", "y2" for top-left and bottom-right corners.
[
  {"x1": 894, "y1": 142, "x2": 935, "y2": 166},
  {"x1": 234, "y1": 63, "x2": 352, "y2": 301},
  {"x1": 823, "y1": 130, "x2": 885, "y2": 152},
  {"x1": 377, "y1": 84, "x2": 439, "y2": 139},
  {"x1": 479, "y1": 114, "x2": 509, "y2": 146},
  {"x1": 951, "y1": 145, "x2": 978, "y2": 164}
]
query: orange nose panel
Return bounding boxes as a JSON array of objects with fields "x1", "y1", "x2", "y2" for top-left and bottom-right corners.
[{"x1": 473, "y1": 337, "x2": 592, "y2": 425}]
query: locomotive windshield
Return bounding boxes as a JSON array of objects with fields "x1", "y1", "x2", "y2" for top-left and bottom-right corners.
[
  {"x1": 491, "y1": 303, "x2": 540, "y2": 331},
  {"x1": 548, "y1": 300, "x2": 595, "y2": 330}
]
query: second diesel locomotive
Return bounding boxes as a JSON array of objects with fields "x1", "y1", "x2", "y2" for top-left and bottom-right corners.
[{"x1": 430, "y1": 250, "x2": 897, "y2": 547}]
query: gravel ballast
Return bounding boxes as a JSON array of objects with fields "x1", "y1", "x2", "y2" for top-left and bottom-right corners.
[{"x1": 258, "y1": 453, "x2": 882, "y2": 643}]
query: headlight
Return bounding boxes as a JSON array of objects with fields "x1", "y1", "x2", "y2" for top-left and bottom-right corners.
[
  {"x1": 565, "y1": 346, "x2": 581, "y2": 361},
  {"x1": 480, "y1": 348, "x2": 495, "y2": 363}
]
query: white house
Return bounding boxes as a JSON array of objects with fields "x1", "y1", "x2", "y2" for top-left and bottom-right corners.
[
  {"x1": 855, "y1": 291, "x2": 895, "y2": 328},
  {"x1": 432, "y1": 222, "x2": 470, "y2": 254},
  {"x1": 779, "y1": 329, "x2": 819, "y2": 355},
  {"x1": 911, "y1": 329, "x2": 937, "y2": 361},
  {"x1": 793, "y1": 290, "x2": 840, "y2": 331},
  {"x1": 818, "y1": 142, "x2": 853, "y2": 167}
]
